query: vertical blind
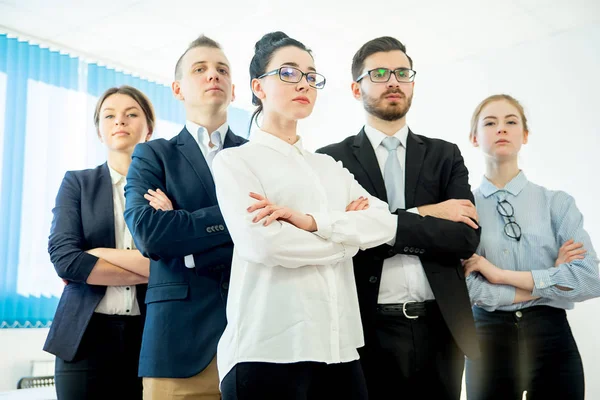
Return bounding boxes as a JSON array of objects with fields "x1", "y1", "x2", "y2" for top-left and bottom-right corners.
[{"x1": 0, "y1": 34, "x2": 250, "y2": 327}]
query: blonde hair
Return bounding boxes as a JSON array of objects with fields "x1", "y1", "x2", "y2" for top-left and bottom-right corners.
[{"x1": 469, "y1": 94, "x2": 528, "y2": 141}]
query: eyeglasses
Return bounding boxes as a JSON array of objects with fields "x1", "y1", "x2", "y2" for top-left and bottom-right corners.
[
  {"x1": 356, "y1": 68, "x2": 417, "y2": 83},
  {"x1": 356, "y1": 68, "x2": 417, "y2": 84},
  {"x1": 257, "y1": 67, "x2": 326, "y2": 89},
  {"x1": 496, "y1": 200, "x2": 521, "y2": 241}
]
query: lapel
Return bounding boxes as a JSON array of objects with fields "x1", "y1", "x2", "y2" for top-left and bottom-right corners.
[
  {"x1": 96, "y1": 163, "x2": 116, "y2": 249},
  {"x1": 352, "y1": 128, "x2": 388, "y2": 201},
  {"x1": 404, "y1": 129, "x2": 426, "y2": 208},
  {"x1": 223, "y1": 127, "x2": 246, "y2": 149},
  {"x1": 175, "y1": 127, "x2": 218, "y2": 203}
]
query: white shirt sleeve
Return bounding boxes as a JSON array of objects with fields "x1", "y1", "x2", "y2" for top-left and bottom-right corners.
[{"x1": 212, "y1": 150, "x2": 359, "y2": 269}]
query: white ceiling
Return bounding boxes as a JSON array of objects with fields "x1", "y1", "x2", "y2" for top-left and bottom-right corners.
[{"x1": 1, "y1": 0, "x2": 599, "y2": 110}]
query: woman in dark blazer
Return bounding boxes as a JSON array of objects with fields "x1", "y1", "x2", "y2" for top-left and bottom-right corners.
[{"x1": 44, "y1": 85, "x2": 155, "y2": 399}]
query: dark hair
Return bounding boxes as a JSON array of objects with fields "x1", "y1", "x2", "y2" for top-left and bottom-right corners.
[
  {"x1": 249, "y1": 31, "x2": 312, "y2": 131},
  {"x1": 174, "y1": 35, "x2": 222, "y2": 80},
  {"x1": 93, "y1": 85, "x2": 156, "y2": 135},
  {"x1": 351, "y1": 36, "x2": 413, "y2": 81},
  {"x1": 470, "y1": 94, "x2": 529, "y2": 140}
]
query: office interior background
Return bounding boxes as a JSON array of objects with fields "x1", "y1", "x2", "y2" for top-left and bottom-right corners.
[{"x1": 0, "y1": 0, "x2": 599, "y2": 398}]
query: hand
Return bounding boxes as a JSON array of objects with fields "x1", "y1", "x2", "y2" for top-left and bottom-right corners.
[
  {"x1": 247, "y1": 192, "x2": 317, "y2": 232},
  {"x1": 346, "y1": 197, "x2": 369, "y2": 211},
  {"x1": 418, "y1": 199, "x2": 479, "y2": 229},
  {"x1": 555, "y1": 239, "x2": 586, "y2": 267},
  {"x1": 463, "y1": 254, "x2": 504, "y2": 284},
  {"x1": 144, "y1": 189, "x2": 173, "y2": 211},
  {"x1": 62, "y1": 279, "x2": 68, "y2": 286}
]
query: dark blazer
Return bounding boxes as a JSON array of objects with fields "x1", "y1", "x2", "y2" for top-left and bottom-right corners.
[
  {"x1": 124, "y1": 127, "x2": 247, "y2": 378},
  {"x1": 44, "y1": 163, "x2": 147, "y2": 362},
  {"x1": 317, "y1": 128, "x2": 480, "y2": 358}
]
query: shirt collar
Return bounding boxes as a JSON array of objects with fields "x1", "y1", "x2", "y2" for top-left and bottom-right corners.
[
  {"x1": 479, "y1": 170, "x2": 528, "y2": 198},
  {"x1": 364, "y1": 123, "x2": 409, "y2": 152},
  {"x1": 108, "y1": 165, "x2": 125, "y2": 185},
  {"x1": 250, "y1": 129, "x2": 306, "y2": 157},
  {"x1": 185, "y1": 120, "x2": 229, "y2": 148}
]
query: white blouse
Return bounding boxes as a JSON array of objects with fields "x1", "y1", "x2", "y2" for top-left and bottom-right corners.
[{"x1": 212, "y1": 129, "x2": 397, "y2": 382}]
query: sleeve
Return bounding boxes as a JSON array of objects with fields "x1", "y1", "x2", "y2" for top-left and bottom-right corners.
[
  {"x1": 466, "y1": 272, "x2": 516, "y2": 310},
  {"x1": 211, "y1": 150, "x2": 359, "y2": 269},
  {"x1": 392, "y1": 144, "x2": 481, "y2": 260},
  {"x1": 123, "y1": 143, "x2": 233, "y2": 261},
  {"x1": 309, "y1": 159, "x2": 397, "y2": 250},
  {"x1": 47, "y1": 172, "x2": 99, "y2": 282},
  {"x1": 531, "y1": 192, "x2": 600, "y2": 302}
]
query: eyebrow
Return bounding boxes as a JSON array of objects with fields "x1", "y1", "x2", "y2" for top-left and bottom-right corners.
[
  {"x1": 191, "y1": 61, "x2": 230, "y2": 69},
  {"x1": 281, "y1": 62, "x2": 316, "y2": 72},
  {"x1": 483, "y1": 114, "x2": 519, "y2": 120},
  {"x1": 102, "y1": 106, "x2": 140, "y2": 112}
]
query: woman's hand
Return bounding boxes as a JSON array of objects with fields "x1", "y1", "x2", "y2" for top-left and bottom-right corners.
[
  {"x1": 346, "y1": 196, "x2": 369, "y2": 211},
  {"x1": 463, "y1": 254, "x2": 505, "y2": 284},
  {"x1": 247, "y1": 192, "x2": 316, "y2": 232},
  {"x1": 555, "y1": 239, "x2": 586, "y2": 267},
  {"x1": 144, "y1": 189, "x2": 173, "y2": 211}
]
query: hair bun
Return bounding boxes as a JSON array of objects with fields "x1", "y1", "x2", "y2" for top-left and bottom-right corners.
[{"x1": 255, "y1": 31, "x2": 289, "y2": 52}]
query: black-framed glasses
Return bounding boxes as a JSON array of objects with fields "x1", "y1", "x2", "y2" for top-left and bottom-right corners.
[
  {"x1": 257, "y1": 66, "x2": 326, "y2": 89},
  {"x1": 496, "y1": 200, "x2": 521, "y2": 241},
  {"x1": 356, "y1": 68, "x2": 417, "y2": 83}
]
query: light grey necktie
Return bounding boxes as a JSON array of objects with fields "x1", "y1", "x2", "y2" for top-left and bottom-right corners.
[
  {"x1": 205, "y1": 130, "x2": 222, "y2": 170},
  {"x1": 381, "y1": 136, "x2": 405, "y2": 212}
]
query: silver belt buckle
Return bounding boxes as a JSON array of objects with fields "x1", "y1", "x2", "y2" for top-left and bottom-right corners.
[{"x1": 402, "y1": 301, "x2": 419, "y2": 319}]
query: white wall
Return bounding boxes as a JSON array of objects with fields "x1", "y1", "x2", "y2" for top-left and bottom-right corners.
[{"x1": 0, "y1": 329, "x2": 53, "y2": 391}]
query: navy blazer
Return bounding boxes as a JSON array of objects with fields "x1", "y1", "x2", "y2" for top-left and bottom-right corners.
[
  {"x1": 124, "y1": 127, "x2": 247, "y2": 378},
  {"x1": 44, "y1": 163, "x2": 147, "y2": 362}
]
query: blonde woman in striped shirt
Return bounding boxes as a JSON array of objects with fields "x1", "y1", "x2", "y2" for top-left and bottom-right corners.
[{"x1": 463, "y1": 94, "x2": 600, "y2": 400}]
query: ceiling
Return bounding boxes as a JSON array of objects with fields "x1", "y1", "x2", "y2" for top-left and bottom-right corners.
[{"x1": 1, "y1": 0, "x2": 599, "y2": 110}]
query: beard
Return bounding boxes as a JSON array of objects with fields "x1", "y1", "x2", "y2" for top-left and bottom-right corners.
[{"x1": 363, "y1": 89, "x2": 413, "y2": 121}]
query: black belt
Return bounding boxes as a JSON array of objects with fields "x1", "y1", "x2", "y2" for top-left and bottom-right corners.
[{"x1": 376, "y1": 300, "x2": 436, "y2": 319}]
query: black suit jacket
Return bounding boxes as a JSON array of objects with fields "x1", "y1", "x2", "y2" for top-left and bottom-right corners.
[
  {"x1": 44, "y1": 163, "x2": 147, "y2": 362},
  {"x1": 317, "y1": 128, "x2": 480, "y2": 358}
]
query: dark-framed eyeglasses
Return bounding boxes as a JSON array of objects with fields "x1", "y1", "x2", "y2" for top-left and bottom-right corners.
[
  {"x1": 496, "y1": 199, "x2": 521, "y2": 241},
  {"x1": 356, "y1": 68, "x2": 417, "y2": 83},
  {"x1": 257, "y1": 66, "x2": 326, "y2": 89}
]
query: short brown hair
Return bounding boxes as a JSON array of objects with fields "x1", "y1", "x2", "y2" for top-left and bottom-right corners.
[
  {"x1": 93, "y1": 85, "x2": 156, "y2": 135},
  {"x1": 469, "y1": 94, "x2": 529, "y2": 140},
  {"x1": 351, "y1": 36, "x2": 413, "y2": 81},
  {"x1": 174, "y1": 35, "x2": 222, "y2": 80}
]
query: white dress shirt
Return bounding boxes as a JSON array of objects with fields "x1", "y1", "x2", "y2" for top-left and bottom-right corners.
[
  {"x1": 94, "y1": 167, "x2": 141, "y2": 316},
  {"x1": 364, "y1": 125, "x2": 435, "y2": 303},
  {"x1": 212, "y1": 129, "x2": 397, "y2": 382},
  {"x1": 183, "y1": 120, "x2": 229, "y2": 269}
]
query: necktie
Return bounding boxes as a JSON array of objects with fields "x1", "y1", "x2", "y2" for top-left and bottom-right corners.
[
  {"x1": 205, "y1": 130, "x2": 222, "y2": 170},
  {"x1": 381, "y1": 136, "x2": 405, "y2": 212}
]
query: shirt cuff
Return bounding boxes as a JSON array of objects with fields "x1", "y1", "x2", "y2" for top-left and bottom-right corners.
[
  {"x1": 407, "y1": 207, "x2": 420, "y2": 215},
  {"x1": 531, "y1": 269, "x2": 555, "y2": 295},
  {"x1": 184, "y1": 254, "x2": 195, "y2": 268},
  {"x1": 309, "y1": 211, "x2": 343, "y2": 240}
]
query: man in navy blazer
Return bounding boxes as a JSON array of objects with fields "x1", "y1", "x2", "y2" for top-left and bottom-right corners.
[{"x1": 124, "y1": 35, "x2": 246, "y2": 399}]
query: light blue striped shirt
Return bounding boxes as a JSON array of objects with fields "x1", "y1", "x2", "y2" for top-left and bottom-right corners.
[{"x1": 467, "y1": 171, "x2": 600, "y2": 312}]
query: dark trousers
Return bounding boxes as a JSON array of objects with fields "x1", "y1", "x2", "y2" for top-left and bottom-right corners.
[
  {"x1": 221, "y1": 359, "x2": 368, "y2": 400},
  {"x1": 465, "y1": 305, "x2": 584, "y2": 400},
  {"x1": 55, "y1": 313, "x2": 143, "y2": 400},
  {"x1": 360, "y1": 301, "x2": 465, "y2": 400}
]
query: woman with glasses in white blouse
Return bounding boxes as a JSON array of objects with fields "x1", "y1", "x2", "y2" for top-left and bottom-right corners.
[
  {"x1": 212, "y1": 31, "x2": 397, "y2": 400},
  {"x1": 463, "y1": 94, "x2": 600, "y2": 400}
]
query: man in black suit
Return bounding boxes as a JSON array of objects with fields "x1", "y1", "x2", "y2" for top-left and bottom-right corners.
[{"x1": 317, "y1": 36, "x2": 480, "y2": 400}]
